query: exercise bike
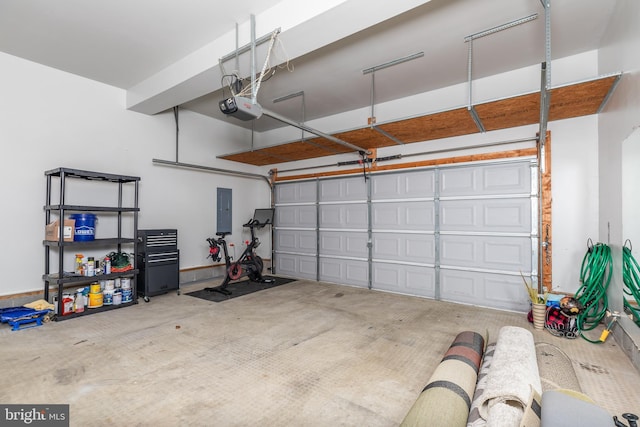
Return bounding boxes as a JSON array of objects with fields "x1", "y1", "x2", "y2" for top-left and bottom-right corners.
[{"x1": 204, "y1": 209, "x2": 274, "y2": 296}]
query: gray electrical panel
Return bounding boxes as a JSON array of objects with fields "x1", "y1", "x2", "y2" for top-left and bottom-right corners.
[{"x1": 217, "y1": 188, "x2": 232, "y2": 234}]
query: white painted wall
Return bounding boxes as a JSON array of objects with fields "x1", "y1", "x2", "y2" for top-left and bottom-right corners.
[
  {"x1": 547, "y1": 116, "x2": 600, "y2": 292},
  {"x1": 0, "y1": 52, "x2": 271, "y2": 296},
  {"x1": 597, "y1": 0, "x2": 640, "y2": 346},
  {"x1": 622, "y1": 129, "x2": 640, "y2": 263}
]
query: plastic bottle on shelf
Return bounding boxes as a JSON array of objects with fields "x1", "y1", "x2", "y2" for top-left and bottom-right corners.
[
  {"x1": 104, "y1": 256, "x2": 111, "y2": 275},
  {"x1": 75, "y1": 254, "x2": 84, "y2": 275},
  {"x1": 74, "y1": 289, "x2": 85, "y2": 313},
  {"x1": 62, "y1": 294, "x2": 74, "y2": 315},
  {"x1": 87, "y1": 257, "x2": 95, "y2": 277}
]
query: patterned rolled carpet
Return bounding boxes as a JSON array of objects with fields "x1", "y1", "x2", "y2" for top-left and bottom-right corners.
[
  {"x1": 400, "y1": 331, "x2": 485, "y2": 427},
  {"x1": 466, "y1": 343, "x2": 496, "y2": 427}
]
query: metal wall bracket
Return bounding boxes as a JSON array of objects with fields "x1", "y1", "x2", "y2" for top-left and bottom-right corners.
[
  {"x1": 372, "y1": 126, "x2": 405, "y2": 145},
  {"x1": 468, "y1": 106, "x2": 486, "y2": 133},
  {"x1": 363, "y1": 52, "x2": 424, "y2": 129},
  {"x1": 464, "y1": 13, "x2": 538, "y2": 134}
]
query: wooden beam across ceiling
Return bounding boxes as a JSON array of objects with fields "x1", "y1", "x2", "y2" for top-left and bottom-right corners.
[{"x1": 219, "y1": 74, "x2": 620, "y2": 166}]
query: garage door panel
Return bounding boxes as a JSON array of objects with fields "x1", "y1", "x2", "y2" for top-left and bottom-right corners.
[
  {"x1": 276, "y1": 205, "x2": 317, "y2": 228},
  {"x1": 484, "y1": 239, "x2": 531, "y2": 269},
  {"x1": 346, "y1": 262, "x2": 369, "y2": 286},
  {"x1": 372, "y1": 233, "x2": 435, "y2": 264},
  {"x1": 275, "y1": 232, "x2": 296, "y2": 252},
  {"x1": 440, "y1": 235, "x2": 531, "y2": 272},
  {"x1": 440, "y1": 269, "x2": 529, "y2": 311},
  {"x1": 319, "y1": 231, "x2": 368, "y2": 258},
  {"x1": 440, "y1": 163, "x2": 530, "y2": 196},
  {"x1": 277, "y1": 254, "x2": 296, "y2": 273},
  {"x1": 406, "y1": 171, "x2": 436, "y2": 197},
  {"x1": 440, "y1": 204, "x2": 475, "y2": 229},
  {"x1": 276, "y1": 254, "x2": 317, "y2": 280},
  {"x1": 484, "y1": 202, "x2": 529, "y2": 229},
  {"x1": 299, "y1": 233, "x2": 318, "y2": 253},
  {"x1": 275, "y1": 180, "x2": 317, "y2": 204},
  {"x1": 276, "y1": 206, "x2": 296, "y2": 227},
  {"x1": 441, "y1": 169, "x2": 475, "y2": 195},
  {"x1": 275, "y1": 230, "x2": 317, "y2": 254},
  {"x1": 319, "y1": 258, "x2": 368, "y2": 288},
  {"x1": 372, "y1": 263, "x2": 435, "y2": 297},
  {"x1": 320, "y1": 204, "x2": 368, "y2": 229},
  {"x1": 440, "y1": 238, "x2": 475, "y2": 264},
  {"x1": 371, "y1": 170, "x2": 435, "y2": 200},
  {"x1": 440, "y1": 199, "x2": 530, "y2": 232},
  {"x1": 483, "y1": 275, "x2": 529, "y2": 311},
  {"x1": 299, "y1": 257, "x2": 318, "y2": 279},
  {"x1": 371, "y1": 201, "x2": 435, "y2": 230},
  {"x1": 320, "y1": 176, "x2": 367, "y2": 201},
  {"x1": 483, "y1": 164, "x2": 530, "y2": 193},
  {"x1": 405, "y1": 268, "x2": 436, "y2": 296}
]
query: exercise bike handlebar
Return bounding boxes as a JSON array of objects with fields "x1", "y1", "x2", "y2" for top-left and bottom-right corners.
[{"x1": 242, "y1": 218, "x2": 272, "y2": 228}]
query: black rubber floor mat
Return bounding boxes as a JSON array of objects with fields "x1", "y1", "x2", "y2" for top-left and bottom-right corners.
[{"x1": 186, "y1": 276, "x2": 297, "y2": 302}]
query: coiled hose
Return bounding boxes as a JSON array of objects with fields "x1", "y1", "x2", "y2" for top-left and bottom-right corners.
[
  {"x1": 622, "y1": 243, "x2": 640, "y2": 326},
  {"x1": 575, "y1": 242, "x2": 612, "y2": 343}
]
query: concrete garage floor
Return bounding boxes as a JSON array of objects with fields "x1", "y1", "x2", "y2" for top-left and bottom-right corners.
[{"x1": 1, "y1": 279, "x2": 639, "y2": 426}]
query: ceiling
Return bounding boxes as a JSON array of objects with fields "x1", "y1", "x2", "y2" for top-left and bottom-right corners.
[{"x1": 0, "y1": 0, "x2": 617, "y2": 136}]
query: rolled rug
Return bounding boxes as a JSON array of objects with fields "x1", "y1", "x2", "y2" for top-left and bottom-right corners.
[
  {"x1": 486, "y1": 402, "x2": 524, "y2": 427},
  {"x1": 401, "y1": 331, "x2": 485, "y2": 427},
  {"x1": 467, "y1": 343, "x2": 496, "y2": 427},
  {"x1": 478, "y1": 326, "x2": 542, "y2": 427}
]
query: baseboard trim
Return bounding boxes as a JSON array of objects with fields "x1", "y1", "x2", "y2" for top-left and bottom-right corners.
[{"x1": 613, "y1": 319, "x2": 640, "y2": 374}]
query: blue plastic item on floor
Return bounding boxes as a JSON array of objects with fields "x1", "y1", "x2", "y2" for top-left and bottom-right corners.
[
  {"x1": 546, "y1": 293, "x2": 565, "y2": 308},
  {"x1": 0, "y1": 307, "x2": 52, "y2": 331}
]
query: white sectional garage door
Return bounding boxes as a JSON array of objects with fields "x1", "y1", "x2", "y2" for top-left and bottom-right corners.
[
  {"x1": 274, "y1": 159, "x2": 537, "y2": 312},
  {"x1": 370, "y1": 169, "x2": 437, "y2": 298},
  {"x1": 317, "y1": 177, "x2": 370, "y2": 288},
  {"x1": 273, "y1": 180, "x2": 318, "y2": 280}
]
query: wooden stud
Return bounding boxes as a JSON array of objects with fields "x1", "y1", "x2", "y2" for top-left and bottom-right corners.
[{"x1": 540, "y1": 130, "x2": 552, "y2": 291}]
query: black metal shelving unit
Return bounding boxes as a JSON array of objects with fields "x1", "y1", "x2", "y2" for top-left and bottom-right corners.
[{"x1": 43, "y1": 167, "x2": 140, "y2": 320}]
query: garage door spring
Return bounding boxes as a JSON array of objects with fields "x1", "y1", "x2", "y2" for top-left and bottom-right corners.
[
  {"x1": 623, "y1": 240, "x2": 640, "y2": 326},
  {"x1": 575, "y1": 240, "x2": 612, "y2": 343}
]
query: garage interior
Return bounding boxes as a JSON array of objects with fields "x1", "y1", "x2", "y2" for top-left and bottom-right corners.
[{"x1": 1, "y1": 0, "x2": 639, "y2": 426}]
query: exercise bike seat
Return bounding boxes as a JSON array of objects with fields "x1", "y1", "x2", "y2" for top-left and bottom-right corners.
[{"x1": 216, "y1": 232, "x2": 229, "y2": 238}]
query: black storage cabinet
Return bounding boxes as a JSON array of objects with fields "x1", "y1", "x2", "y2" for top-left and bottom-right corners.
[{"x1": 136, "y1": 229, "x2": 180, "y2": 301}]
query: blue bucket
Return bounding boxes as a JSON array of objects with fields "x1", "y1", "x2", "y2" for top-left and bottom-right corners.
[{"x1": 70, "y1": 213, "x2": 96, "y2": 241}]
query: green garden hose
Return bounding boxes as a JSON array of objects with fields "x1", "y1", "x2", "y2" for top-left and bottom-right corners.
[
  {"x1": 622, "y1": 243, "x2": 640, "y2": 326},
  {"x1": 575, "y1": 241, "x2": 612, "y2": 343}
]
